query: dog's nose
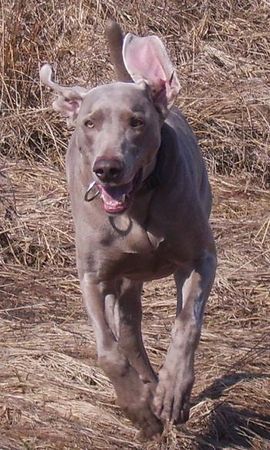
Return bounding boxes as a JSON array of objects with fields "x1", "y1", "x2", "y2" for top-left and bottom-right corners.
[{"x1": 93, "y1": 158, "x2": 124, "y2": 183}]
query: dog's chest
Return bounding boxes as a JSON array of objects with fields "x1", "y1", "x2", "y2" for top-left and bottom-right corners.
[{"x1": 97, "y1": 217, "x2": 178, "y2": 281}]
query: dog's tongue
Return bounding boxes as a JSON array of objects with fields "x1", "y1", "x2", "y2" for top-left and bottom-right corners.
[{"x1": 98, "y1": 183, "x2": 132, "y2": 213}]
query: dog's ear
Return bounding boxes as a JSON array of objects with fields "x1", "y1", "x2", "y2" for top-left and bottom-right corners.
[
  {"x1": 40, "y1": 64, "x2": 88, "y2": 124},
  {"x1": 123, "y1": 34, "x2": 180, "y2": 116}
]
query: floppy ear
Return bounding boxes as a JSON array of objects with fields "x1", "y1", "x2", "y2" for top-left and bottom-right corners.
[
  {"x1": 40, "y1": 64, "x2": 88, "y2": 124},
  {"x1": 122, "y1": 34, "x2": 180, "y2": 116}
]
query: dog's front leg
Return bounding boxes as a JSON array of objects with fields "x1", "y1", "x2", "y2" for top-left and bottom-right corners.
[
  {"x1": 81, "y1": 274, "x2": 162, "y2": 437},
  {"x1": 80, "y1": 274, "x2": 127, "y2": 377},
  {"x1": 153, "y1": 249, "x2": 217, "y2": 424}
]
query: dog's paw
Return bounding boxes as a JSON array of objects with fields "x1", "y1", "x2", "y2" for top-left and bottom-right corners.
[
  {"x1": 153, "y1": 362, "x2": 194, "y2": 424},
  {"x1": 116, "y1": 365, "x2": 163, "y2": 437}
]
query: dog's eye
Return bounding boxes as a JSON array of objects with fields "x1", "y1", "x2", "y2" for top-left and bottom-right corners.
[
  {"x1": 130, "y1": 117, "x2": 144, "y2": 128},
  {"x1": 84, "y1": 119, "x2": 95, "y2": 129}
]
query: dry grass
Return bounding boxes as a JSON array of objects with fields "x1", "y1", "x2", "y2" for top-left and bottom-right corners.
[{"x1": 0, "y1": 0, "x2": 269, "y2": 449}]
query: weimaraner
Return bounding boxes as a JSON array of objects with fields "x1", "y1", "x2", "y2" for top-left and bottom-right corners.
[{"x1": 40, "y1": 21, "x2": 217, "y2": 438}]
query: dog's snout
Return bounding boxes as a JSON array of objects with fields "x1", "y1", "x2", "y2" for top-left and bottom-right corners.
[{"x1": 93, "y1": 158, "x2": 124, "y2": 183}]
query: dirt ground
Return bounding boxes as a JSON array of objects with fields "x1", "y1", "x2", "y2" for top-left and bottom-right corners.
[{"x1": 1, "y1": 1, "x2": 269, "y2": 449}]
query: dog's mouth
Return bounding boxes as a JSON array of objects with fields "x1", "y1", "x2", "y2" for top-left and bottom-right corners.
[{"x1": 97, "y1": 170, "x2": 142, "y2": 214}]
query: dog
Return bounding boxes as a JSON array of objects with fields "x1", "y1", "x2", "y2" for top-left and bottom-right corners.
[{"x1": 40, "y1": 20, "x2": 217, "y2": 438}]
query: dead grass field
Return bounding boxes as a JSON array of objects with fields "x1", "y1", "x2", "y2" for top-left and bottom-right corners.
[{"x1": 1, "y1": 1, "x2": 269, "y2": 449}]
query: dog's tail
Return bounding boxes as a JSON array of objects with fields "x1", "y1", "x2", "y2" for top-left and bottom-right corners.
[{"x1": 105, "y1": 20, "x2": 132, "y2": 82}]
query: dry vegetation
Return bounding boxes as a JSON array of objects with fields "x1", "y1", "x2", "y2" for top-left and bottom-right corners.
[{"x1": 0, "y1": 0, "x2": 270, "y2": 449}]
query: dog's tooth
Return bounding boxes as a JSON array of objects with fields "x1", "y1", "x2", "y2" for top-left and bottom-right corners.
[{"x1": 121, "y1": 194, "x2": 126, "y2": 202}]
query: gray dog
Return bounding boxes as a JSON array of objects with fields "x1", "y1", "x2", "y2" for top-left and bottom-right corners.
[{"x1": 40, "y1": 21, "x2": 217, "y2": 438}]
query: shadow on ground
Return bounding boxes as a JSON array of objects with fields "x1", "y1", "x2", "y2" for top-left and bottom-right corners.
[
  {"x1": 195, "y1": 371, "x2": 270, "y2": 402},
  {"x1": 196, "y1": 404, "x2": 270, "y2": 449},
  {"x1": 194, "y1": 372, "x2": 270, "y2": 449}
]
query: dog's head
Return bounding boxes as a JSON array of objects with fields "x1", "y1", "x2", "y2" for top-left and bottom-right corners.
[{"x1": 40, "y1": 33, "x2": 180, "y2": 214}]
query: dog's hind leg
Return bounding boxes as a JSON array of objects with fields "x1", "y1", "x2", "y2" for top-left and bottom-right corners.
[
  {"x1": 117, "y1": 279, "x2": 156, "y2": 383},
  {"x1": 112, "y1": 278, "x2": 162, "y2": 437}
]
